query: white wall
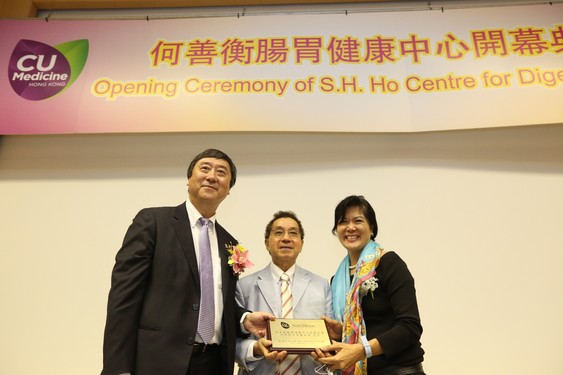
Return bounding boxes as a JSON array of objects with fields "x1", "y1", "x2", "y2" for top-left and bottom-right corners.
[{"x1": 0, "y1": 126, "x2": 562, "y2": 375}]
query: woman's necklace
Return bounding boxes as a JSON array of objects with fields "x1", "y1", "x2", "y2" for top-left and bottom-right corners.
[{"x1": 348, "y1": 264, "x2": 356, "y2": 269}]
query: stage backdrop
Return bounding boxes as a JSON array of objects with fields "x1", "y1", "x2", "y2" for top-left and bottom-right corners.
[{"x1": 1, "y1": 3, "x2": 562, "y2": 134}]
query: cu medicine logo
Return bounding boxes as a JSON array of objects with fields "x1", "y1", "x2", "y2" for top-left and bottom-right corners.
[{"x1": 8, "y1": 39, "x2": 89, "y2": 101}]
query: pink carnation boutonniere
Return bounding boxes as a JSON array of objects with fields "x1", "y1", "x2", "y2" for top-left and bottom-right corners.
[{"x1": 226, "y1": 242, "x2": 254, "y2": 275}]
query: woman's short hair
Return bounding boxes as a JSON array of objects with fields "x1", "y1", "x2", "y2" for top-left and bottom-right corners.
[{"x1": 332, "y1": 195, "x2": 378, "y2": 240}]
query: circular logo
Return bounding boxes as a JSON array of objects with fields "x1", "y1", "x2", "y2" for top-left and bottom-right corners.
[{"x1": 8, "y1": 39, "x2": 77, "y2": 101}]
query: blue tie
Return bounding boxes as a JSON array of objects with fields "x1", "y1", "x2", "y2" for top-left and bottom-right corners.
[{"x1": 197, "y1": 217, "x2": 215, "y2": 343}]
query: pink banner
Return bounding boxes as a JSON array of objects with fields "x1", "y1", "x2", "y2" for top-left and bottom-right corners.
[{"x1": 1, "y1": 4, "x2": 562, "y2": 134}]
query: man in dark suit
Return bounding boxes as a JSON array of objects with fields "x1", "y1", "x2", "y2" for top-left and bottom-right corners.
[{"x1": 102, "y1": 148, "x2": 274, "y2": 375}]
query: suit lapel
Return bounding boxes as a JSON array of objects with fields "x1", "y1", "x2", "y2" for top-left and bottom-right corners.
[
  {"x1": 292, "y1": 265, "x2": 311, "y2": 308},
  {"x1": 256, "y1": 268, "x2": 278, "y2": 315},
  {"x1": 171, "y1": 203, "x2": 200, "y2": 286},
  {"x1": 215, "y1": 222, "x2": 232, "y2": 305}
]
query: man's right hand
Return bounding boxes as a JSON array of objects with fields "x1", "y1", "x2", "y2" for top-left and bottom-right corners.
[{"x1": 254, "y1": 338, "x2": 287, "y2": 362}]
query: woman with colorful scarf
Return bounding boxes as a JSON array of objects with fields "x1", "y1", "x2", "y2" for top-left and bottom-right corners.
[{"x1": 313, "y1": 195, "x2": 426, "y2": 375}]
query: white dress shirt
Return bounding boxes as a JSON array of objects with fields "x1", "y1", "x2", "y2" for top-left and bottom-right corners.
[{"x1": 185, "y1": 200, "x2": 224, "y2": 345}]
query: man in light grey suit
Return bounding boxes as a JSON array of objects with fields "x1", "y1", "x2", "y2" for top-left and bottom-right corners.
[{"x1": 235, "y1": 211, "x2": 333, "y2": 375}]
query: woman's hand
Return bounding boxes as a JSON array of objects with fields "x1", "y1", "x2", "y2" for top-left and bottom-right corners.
[
  {"x1": 312, "y1": 340, "x2": 365, "y2": 372},
  {"x1": 321, "y1": 316, "x2": 343, "y2": 341}
]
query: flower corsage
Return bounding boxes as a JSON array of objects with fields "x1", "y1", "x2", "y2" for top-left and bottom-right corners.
[
  {"x1": 359, "y1": 277, "x2": 379, "y2": 299},
  {"x1": 226, "y1": 242, "x2": 254, "y2": 275}
]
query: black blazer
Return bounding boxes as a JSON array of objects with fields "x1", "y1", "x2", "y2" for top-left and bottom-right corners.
[{"x1": 102, "y1": 203, "x2": 246, "y2": 375}]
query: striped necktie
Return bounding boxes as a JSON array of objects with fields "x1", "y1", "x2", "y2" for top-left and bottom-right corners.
[{"x1": 276, "y1": 273, "x2": 301, "y2": 375}]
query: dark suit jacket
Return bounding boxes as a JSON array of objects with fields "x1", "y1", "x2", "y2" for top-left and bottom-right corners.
[{"x1": 102, "y1": 203, "x2": 246, "y2": 375}]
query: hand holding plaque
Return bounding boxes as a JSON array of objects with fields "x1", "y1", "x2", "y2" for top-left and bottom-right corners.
[{"x1": 266, "y1": 318, "x2": 332, "y2": 354}]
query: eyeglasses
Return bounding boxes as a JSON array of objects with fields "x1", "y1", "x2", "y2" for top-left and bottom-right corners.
[
  {"x1": 314, "y1": 364, "x2": 341, "y2": 375},
  {"x1": 270, "y1": 229, "x2": 301, "y2": 239}
]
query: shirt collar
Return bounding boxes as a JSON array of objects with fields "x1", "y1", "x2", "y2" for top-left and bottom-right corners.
[
  {"x1": 270, "y1": 262, "x2": 296, "y2": 282},
  {"x1": 185, "y1": 200, "x2": 216, "y2": 230}
]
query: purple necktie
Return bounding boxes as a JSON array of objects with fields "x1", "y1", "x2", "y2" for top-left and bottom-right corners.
[{"x1": 197, "y1": 217, "x2": 215, "y2": 343}]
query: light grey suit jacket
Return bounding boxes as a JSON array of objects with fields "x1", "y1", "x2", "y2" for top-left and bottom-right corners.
[{"x1": 235, "y1": 264, "x2": 333, "y2": 375}]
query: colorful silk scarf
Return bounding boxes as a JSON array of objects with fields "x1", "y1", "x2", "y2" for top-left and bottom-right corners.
[{"x1": 331, "y1": 241, "x2": 382, "y2": 375}]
